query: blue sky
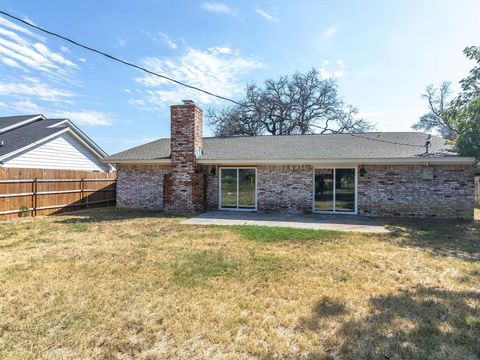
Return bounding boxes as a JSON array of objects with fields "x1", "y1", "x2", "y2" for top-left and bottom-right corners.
[{"x1": 0, "y1": 1, "x2": 479, "y2": 154}]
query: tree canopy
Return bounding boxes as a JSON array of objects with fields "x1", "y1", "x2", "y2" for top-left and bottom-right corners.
[
  {"x1": 413, "y1": 46, "x2": 480, "y2": 161},
  {"x1": 208, "y1": 68, "x2": 374, "y2": 137}
]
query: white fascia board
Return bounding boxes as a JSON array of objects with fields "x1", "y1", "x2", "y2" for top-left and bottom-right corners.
[
  {"x1": 49, "y1": 119, "x2": 115, "y2": 171},
  {"x1": 60, "y1": 120, "x2": 109, "y2": 158},
  {"x1": 0, "y1": 114, "x2": 45, "y2": 134}
]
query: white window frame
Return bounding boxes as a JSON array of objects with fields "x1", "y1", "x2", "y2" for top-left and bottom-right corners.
[
  {"x1": 312, "y1": 166, "x2": 358, "y2": 214},
  {"x1": 218, "y1": 167, "x2": 257, "y2": 211}
]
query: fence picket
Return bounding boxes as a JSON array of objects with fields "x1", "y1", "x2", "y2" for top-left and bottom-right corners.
[{"x1": 0, "y1": 168, "x2": 116, "y2": 220}]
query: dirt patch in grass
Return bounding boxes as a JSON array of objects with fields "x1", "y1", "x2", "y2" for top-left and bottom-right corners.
[{"x1": 0, "y1": 207, "x2": 478, "y2": 359}]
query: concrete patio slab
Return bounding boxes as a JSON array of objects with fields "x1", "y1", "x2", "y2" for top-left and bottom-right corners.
[{"x1": 183, "y1": 211, "x2": 390, "y2": 233}]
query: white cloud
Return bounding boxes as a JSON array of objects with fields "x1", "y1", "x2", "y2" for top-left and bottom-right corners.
[
  {"x1": 0, "y1": 19, "x2": 77, "y2": 77},
  {"x1": 10, "y1": 99, "x2": 43, "y2": 113},
  {"x1": 0, "y1": 81, "x2": 74, "y2": 101},
  {"x1": 0, "y1": 15, "x2": 110, "y2": 127},
  {"x1": 320, "y1": 25, "x2": 337, "y2": 42},
  {"x1": 33, "y1": 42, "x2": 77, "y2": 68},
  {"x1": 4, "y1": 98, "x2": 112, "y2": 126},
  {"x1": 208, "y1": 46, "x2": 232, "y2": 55},
  {"x1": 159, "y1": 32, "x2": 177, "y2": 49},
  {"x1": 201, "y1": 2, "x2": 237, "y2": 17},
  {"x1": 255, "y1": 8, "x2": 279, "y2": 22},
  {"x1": 78, "y1": 57, "x2": 86, "y2": 62},
  {"x1": 64, "y1": 110, "x2": 112, "y2": 126},
  {"x1": 0, "y1": 16, "x2": 45, "y2": 41},
  {"x1": 132, "y1": 46, "x2": 264, "y2": 108},
  {"x1": 318, "y1": 58, "x2": 346, "y2": 79},
  {"x1": 142, "y1": 30, "x2": 179, "y2": 50},
  {"x1": 1, "y1": 56, "x2": 25, "y2": 70},
  {"x1": 117, "y1": 38, "x2": 126, "y2": 48}
]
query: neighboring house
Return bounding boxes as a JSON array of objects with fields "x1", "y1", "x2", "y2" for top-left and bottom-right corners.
[
  {"x1": 0, "y1": 114, "x2": 113, "y2": 172},
  {"x1": 105, "y1": 100, "x2": 476, "y2": 219}
]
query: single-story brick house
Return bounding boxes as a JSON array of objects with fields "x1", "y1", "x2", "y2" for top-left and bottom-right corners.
[{"x1": 105, "y1": 100, "x2": 476, "y2": 219}]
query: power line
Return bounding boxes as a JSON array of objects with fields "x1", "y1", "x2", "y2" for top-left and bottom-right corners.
[
  {"x1": 0, "y1": 10, "x2": 241, "y2": 106},
  {"x1": 0, "y1": 10, "x2": 429, "y2": 149},
  {"x1": 343, "y1": 133, "x2": 425, "y2": 148}
]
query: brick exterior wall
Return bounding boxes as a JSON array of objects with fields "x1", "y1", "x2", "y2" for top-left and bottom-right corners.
[
  {"x1": 115, "y1": 100, "x2": 475, "y2": 219},
  {"x1": 163, "y1": 102, "x2": 205, "y2": 213},
  {"x1": 358, "y1": 164, "x2": 475, "y2": 219},
  {"x1": 116, "y1": 164, "x2": 170, "y2": 209},
  {"x1": 204, "y1": 165, "x2": 219, "y2": 210},
  {"x1": 257, "y1": 165, "x2": 313, "y2": 213}
]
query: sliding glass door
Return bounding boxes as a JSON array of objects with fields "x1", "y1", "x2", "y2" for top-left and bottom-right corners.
[
  {"x1": 220, "y1": 168, "x2": 256, "y2": 210},
  {"x1": 314, "y1": 168, "x2": 356, "y2": 213}
]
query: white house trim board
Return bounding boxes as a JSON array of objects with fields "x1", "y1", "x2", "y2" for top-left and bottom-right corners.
[
  {"x1": 61, "y1": 119, "x2": 109, "y2": 158},
  {"x1": 0, "y1": 115, "x2": 44, "y2": 134}
]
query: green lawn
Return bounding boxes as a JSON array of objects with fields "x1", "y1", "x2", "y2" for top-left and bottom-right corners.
[{"x1": 0, "y1": 207, "x2": 479, "y2": 359}]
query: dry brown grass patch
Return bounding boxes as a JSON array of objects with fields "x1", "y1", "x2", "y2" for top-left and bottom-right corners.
[{"x1": 0, "y1": 207, "x2": 479, "y2": 359}]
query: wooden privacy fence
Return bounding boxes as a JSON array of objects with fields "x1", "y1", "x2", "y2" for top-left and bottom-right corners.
[
  {"x1": 0, "y1": 168, "x2": 116, "y2": 220},
  {"x1": 475, "y1": 176, "x2": 480, "y2": 207}
]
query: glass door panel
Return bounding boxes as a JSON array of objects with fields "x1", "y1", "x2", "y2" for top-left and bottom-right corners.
[
  {"x1": 220, "y1": 168, "x2": 256, "y2": 210},
  {"x1": 314, "y1": 169, "x2": 334, "y2": 211},
  {"x1": 238, "y1": 169, "x2": 256, "y2": 209},
  {"x1": 335, "y1": 169, "x2": 355, "y2": 212},
  {"x1": 220, "y1": 169, "x2": 237, "y2": 208}
]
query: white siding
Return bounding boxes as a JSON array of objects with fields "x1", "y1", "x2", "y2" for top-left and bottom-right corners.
[{"x1": 3, "y1": 133, "x2": 109, "y2": 171}]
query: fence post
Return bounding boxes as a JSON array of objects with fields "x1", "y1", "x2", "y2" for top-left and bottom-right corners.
[
  {"x1": 33, "y1": 178, "x2": 38, "y2": 217},
  {"x1": 80, "y1": 178, "x2": 84, "y2": 208}
]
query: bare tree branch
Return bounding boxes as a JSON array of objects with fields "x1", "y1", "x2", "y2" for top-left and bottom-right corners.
[{"x1": 208, "y1": 68, "x2": 374, "y2": 137}]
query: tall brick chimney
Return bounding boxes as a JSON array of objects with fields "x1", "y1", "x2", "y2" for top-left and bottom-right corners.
[{"x1": 163, "y1": 100, "x2": 205, "y2": 213}]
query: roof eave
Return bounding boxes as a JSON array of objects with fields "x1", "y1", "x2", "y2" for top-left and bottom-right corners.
[{"x1": 104, "y1": 157, "x2": 476, "y2": 166}]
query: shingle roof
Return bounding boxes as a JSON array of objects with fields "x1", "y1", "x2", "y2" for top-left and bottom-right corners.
[
  {"x1": 0, "y1": 117, "x2": 68, "y2": 158},
  {"x1": 106, "y1": 132, "x2": 460, "y2": 163},
  {"x1": 0, "y1": 115, "x2": 40, "y2": 132}
]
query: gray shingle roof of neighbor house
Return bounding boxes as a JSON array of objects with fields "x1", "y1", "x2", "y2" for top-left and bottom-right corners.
[
  {"x1": 106, "y1": 132, "x2": 475, "y2": 164},
  {"x1": 0, "y1": 115, "x2": 39, "y2": 130},
  {"x1": 0, "y1": 114, "x2": 110, "y2": 162},
  {"x1": 0, "y1": 117, "x2": 65, "y2": 157}
]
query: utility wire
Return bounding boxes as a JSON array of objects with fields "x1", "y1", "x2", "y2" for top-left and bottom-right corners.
[
  {"x1": 343, "y1": 133, "x2": 425, "y2": 148},
  {"x1": 0, "y1": 10, "x2": 241, "y2": 106},
  {"x1": 0, "y1": 10, "x2": 428, "y2": 149}
]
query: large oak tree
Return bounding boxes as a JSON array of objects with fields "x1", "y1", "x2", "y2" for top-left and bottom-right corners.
[{"x1": 208, "y1": 68, "x2": 374, "y2": 137}]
